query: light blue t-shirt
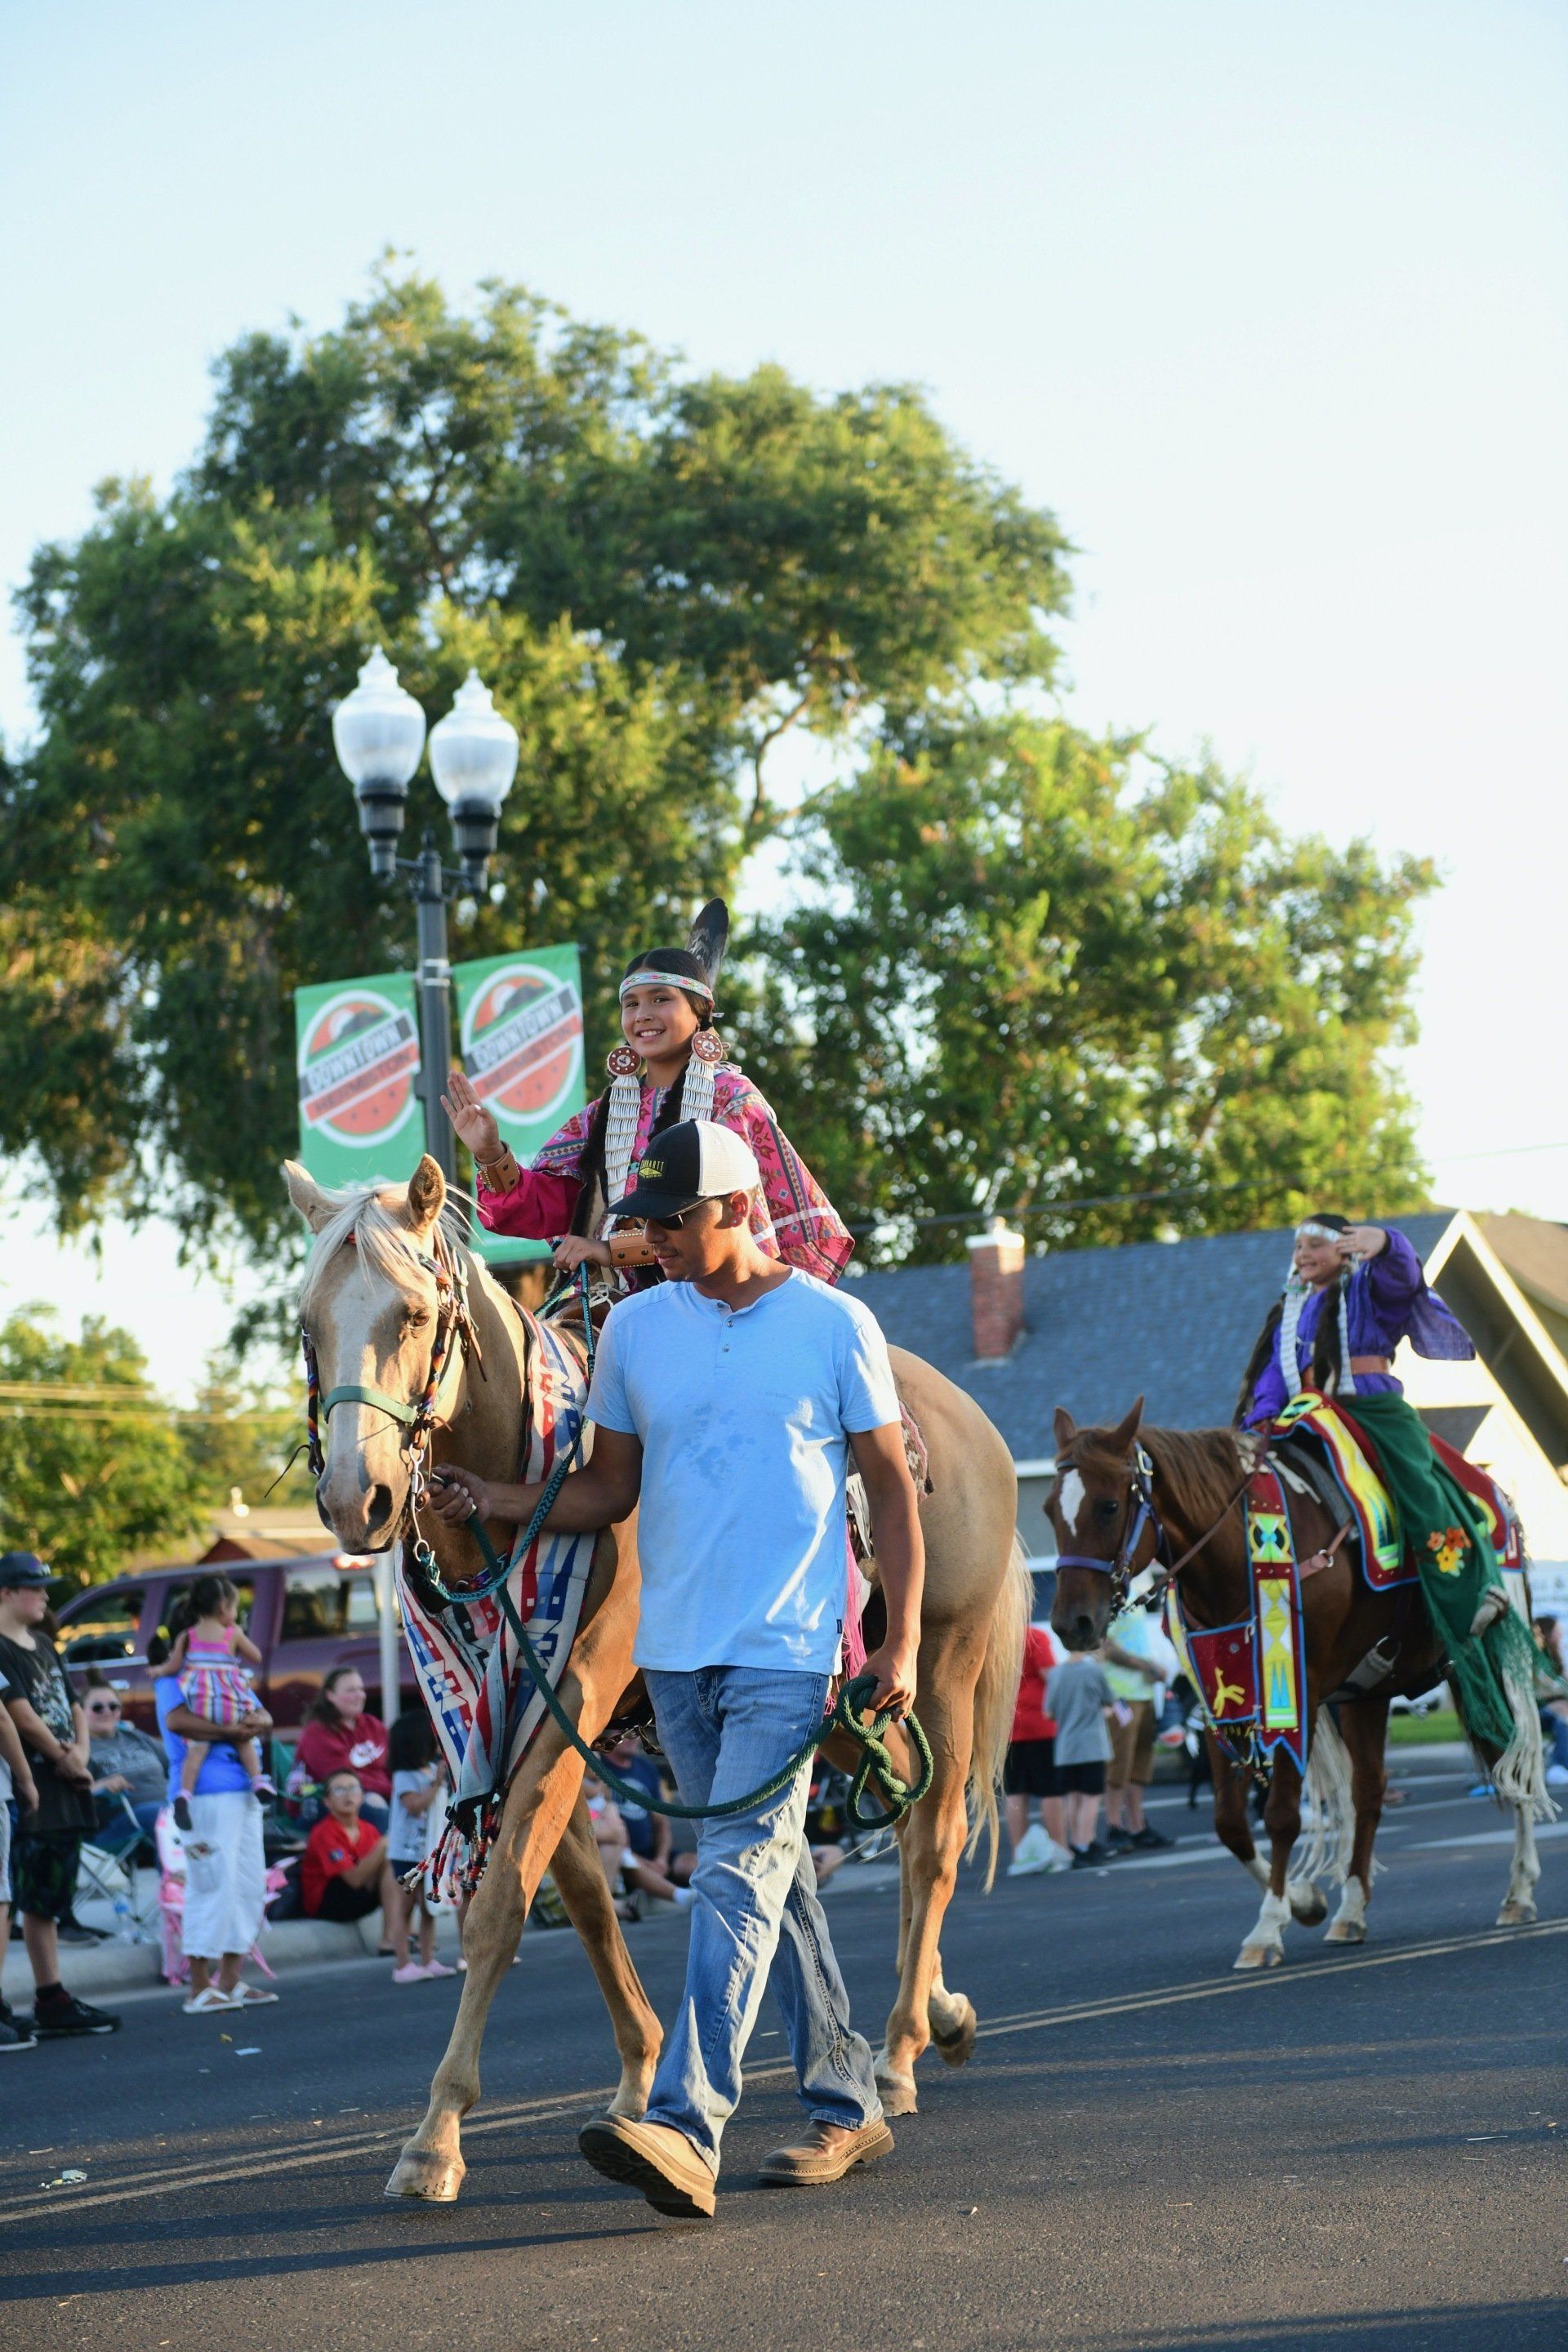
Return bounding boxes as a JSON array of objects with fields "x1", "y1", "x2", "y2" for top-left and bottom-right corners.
[
  {"x1": 586, "y1": 1270, "x2": 902, "y2": 1674},
  {"x1": 155, "y1": 1673, "x2": 252, "y2": 1798}
]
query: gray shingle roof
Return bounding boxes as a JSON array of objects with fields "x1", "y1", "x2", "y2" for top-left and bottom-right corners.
[{"x1": 849, "y1": 1213, "x2": 1458, "y2": 1460}]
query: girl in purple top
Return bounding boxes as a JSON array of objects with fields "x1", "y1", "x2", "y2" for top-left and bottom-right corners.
[{"x1": 1238, "y1": 1214, "x2": 1473, "y2": 1428}]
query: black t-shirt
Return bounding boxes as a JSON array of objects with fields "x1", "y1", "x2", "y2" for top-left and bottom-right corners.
[{"x1": 0, "y1": 1630, "x2": 96, "y2": 1835}]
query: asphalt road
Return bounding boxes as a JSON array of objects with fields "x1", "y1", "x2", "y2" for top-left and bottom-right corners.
[{"x1": 3, "y1": 1758, "x2": 1566, "y2": 2352}]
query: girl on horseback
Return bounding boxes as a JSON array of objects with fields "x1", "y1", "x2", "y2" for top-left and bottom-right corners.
[
  {"x1": 1236, "y1": 1214, "x2": 1539, "y2": 1770},
  {"x1": 441, "y1": 902, "x2": 853, "y2": 1290}
]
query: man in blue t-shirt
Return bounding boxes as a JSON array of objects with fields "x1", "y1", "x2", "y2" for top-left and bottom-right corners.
[{"x1": 432, "y1": 1120, "x2": 924, "y2": 2221}]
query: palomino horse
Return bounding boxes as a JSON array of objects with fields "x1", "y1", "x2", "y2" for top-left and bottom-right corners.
[
  {"x1": 1045, "y1": 1399, "x2": 1545, "y2": 1971},
  {"x1": 286, "y1": 1156, "x2": 1028, "y2": 2198}
]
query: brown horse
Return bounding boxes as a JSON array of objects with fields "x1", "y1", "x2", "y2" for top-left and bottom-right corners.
[
  {"x1": 286, "y1": 1155, "x2": 1029, "y2": 2198},
  {"x1": 1045, "y1": 1398, "x2": 1546, "y2": 1971}
]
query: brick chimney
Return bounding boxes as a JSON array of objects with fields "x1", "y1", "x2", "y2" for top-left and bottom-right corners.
[{"x1": 967, "y1": 1220, "x2": 1027, "y2": 1361}]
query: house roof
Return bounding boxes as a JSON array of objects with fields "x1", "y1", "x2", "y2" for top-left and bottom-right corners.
[
  {"x1": 1477, "y1": 1214, "x2": 1568, "y2": 1323},
  {"x1": 849, "y1": 1212, "x2": 1457, "y2": 1461}
]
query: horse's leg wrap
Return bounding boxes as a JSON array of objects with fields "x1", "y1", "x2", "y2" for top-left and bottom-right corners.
[
  {"x1": 1324, "y1": 1874, "x2": 1369, "y2": 1943},
  {"x1": 1235, "y1": 1886, "x2": 1291, "y2": 1971},
  {"x1": 1497, "y1": 1804, "x2": 1541, "y2": 1927}
]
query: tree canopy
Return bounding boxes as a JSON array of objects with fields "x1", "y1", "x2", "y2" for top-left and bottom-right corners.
[
  {"x1": 738, "y1": 714, "x2": 1434, "y2": 1256},
  {"x1": 3, "y1": 263, "x2": 1432, "y2": 1273}
]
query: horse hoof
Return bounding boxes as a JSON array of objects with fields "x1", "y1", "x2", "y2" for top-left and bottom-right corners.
[
  {"x1": 1323, "y1": 1919, "x2": 1366, "y2": 1944},
  {"x1": 1288, "y1": 1882, "x2": 1329, "y2": 1927},
  {"x1": 385, "y1": 2147, "x2": 466, "y2": 2202},
  {"x1": 875, "y1": 2072, "x2": 920, "y2": 2118},
  {"x1": 1233, "y1": 1943, "x2": 1283, "y2": 1971},
  {"x1": 1496, "y1": 1900, "x2": 1537, "y2": 1927},
  {"x1": 930, "y1": 1998, "x2": 978, "y2": 2069}
]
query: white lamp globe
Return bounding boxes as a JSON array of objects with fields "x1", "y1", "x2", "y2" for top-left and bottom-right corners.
[
  {"x1": 428, "y1": 670, "x2": 519, "y2": 813},
  {"x1": 332, "y1": 647, "x2": 426, "y2": 788},
  {"x1": 332, "y1": 648, "x2": 428, "y2": 878}
]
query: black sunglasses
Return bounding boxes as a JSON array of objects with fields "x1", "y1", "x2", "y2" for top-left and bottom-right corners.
[{"x1": 86, "y1": 1698, "x2": 122, "y2": 1713}]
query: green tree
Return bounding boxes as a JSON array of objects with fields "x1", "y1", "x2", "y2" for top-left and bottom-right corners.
[
  {"x1": 180, "y1": 1357, "x2": 316, "y2": 1515},
  {"x1": 738, "y1": 712, "x2": 1435, "y2": 1258},
  {"x1": 0, "y1": 1309, "x2": 207, "y2": 1587},
  {"x1": 3, "y1": 266, "x2": 1067, "y2": 1253}
]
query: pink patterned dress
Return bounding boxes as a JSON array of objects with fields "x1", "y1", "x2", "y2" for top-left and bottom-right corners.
[
  {"x1": 179, "y1": 1632, "x2": 256, "y2": 1729},
  {"x1": 477, "y1": 1065, "x2": 854, "y2": 1290}
]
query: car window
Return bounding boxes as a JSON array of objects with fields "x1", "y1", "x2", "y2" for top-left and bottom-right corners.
[
  {"x1": 281, "y1": 1566, "x2": 382, "y2": 1642},
  {"x1": 60, "y1": 1587, "x2": 148, "y2": 1665}
]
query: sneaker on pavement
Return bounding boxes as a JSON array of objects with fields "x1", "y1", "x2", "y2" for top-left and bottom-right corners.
[
  {"x1": 56, "y1": 1920, "x2": 109, "y2": 1945},
  {"x1": 0, "y1": 2002, "x2": 37, "y2": 2051},
  {"x1": 390, "y1": 1962, "x2": 426, "y2": 1985},
  {"x1": 419, "y1": 1958, "x2": 457, "y2": 1979},
  {"x1": 1104, "y1": 1826, "x2": 1136, "y2": 1852},
  {"x1": 1071, "y1": 1842, "x2": 1114, "y2": 1869},
  {"x1": 1129, "y1": 1824, "x2": 1174, "y2": 1850},
  {"x1": 757, "y1": 2118, "x2": 894, "y2": 2186},
  {"x1": 578, "y1": 2114, "x2": 716, "y2": 2219},
  {"x1": 33, "y1": 1991, "x2": 122, "y2": 2038}
]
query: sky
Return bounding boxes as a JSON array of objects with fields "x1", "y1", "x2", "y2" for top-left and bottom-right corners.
[{"x1": 2, "y1": 1, "x2": 1565, "y2": 1397}]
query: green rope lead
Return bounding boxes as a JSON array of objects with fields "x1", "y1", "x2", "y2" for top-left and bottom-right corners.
[{"x1": 462, "y1": 1508, "x2": 933, "y2": 1829}]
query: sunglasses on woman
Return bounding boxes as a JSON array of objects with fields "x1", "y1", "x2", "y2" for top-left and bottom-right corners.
[{"x1": 86, "y1": 1699, "x2": 122, "y2": 1716}]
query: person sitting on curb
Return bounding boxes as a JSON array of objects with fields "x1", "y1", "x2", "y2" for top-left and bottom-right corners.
[
  {"x1": 301, "y1": 1770, "x2": 398, "y2": 1947},
  {"x1": 430, "y1": 1119, "x2": 921, "y2": 2221},
  {"x1": 82, "y1": 1673, "x2": 168, "y2": 1852},
  {"x1": 0, "y1": 1552, "x2": 121, "y2": 2039}
]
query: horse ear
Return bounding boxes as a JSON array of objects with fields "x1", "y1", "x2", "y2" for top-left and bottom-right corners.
[
  {"x1": 1110, "y1": 1394, "x2": 1145, "y2": 1454},
  {"x1": 404, "y1": 1153, "x2": 446, "y2": 1236},
  {"x1": 1053, "y1": 1405, "x2": 1077, "y2": 1452},
  {"x1": 284, "y1": 1160, "x2": 335, "y2": 1234}
]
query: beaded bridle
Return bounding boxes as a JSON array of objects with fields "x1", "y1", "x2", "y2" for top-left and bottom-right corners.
[
  {"x1": 301, "y1": 1223, "x2": 481, "y2": 1509},
  {"x1": 1051, "y1": 1441, "x2": 1166, "y2": 1610}
]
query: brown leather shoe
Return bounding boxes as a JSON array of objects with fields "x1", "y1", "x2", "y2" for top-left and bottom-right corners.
[
  {"x1": 578, "y1": 2114, "x2": 716, "y2": 2219},
  {"x1": 757, "y1": 2118, "x2": 894, "y2": 2185}
]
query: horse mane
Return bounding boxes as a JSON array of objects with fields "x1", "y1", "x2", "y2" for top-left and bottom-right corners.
[
  {"x1": 296, "y1": 1180, "x2": 477, "y2": 1321},
  {"x1": 1140, "y1": 1424, "x2": 1250, "y2": 1524},
  {"x1": 1063, "y1": 1419, "x2": 1246, "y2": 1526}
]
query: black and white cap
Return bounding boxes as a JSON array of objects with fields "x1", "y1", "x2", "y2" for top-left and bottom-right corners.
[{"x1": 611, "y1": 1120, "x2": 760, "y2": 1221}]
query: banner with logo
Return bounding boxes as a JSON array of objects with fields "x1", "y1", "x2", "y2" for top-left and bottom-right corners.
[
  {"x1": 295, "y1": 976, "x2": 424, "y2": 1187},
  {"x1": 293, "y1": 946, "x2": 585, "y2": 1268},
  {"x1": 452, "y1": 945, "x2": 584, "y2": 1165}
]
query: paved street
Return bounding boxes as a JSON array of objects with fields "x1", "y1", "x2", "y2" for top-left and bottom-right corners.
[{"x1": 3, "y1": 1757, "x2": 1565, "y2": 2352}]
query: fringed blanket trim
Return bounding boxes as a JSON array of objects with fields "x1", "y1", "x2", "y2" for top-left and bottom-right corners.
[{"x1": 400, "y1": 1308, "x2": 597, "y2": 1902}]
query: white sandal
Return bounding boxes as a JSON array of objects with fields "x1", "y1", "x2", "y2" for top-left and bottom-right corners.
[{"x1": 181, "y1": 1985, "x2": 236, "y2": 2014}]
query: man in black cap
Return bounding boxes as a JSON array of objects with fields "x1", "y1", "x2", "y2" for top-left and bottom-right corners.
[
  {"x1": 432, "y1": 1119, "x2": 923, "y2": 2220},
  {"x1": 0, "y1": 1552, "x2": 122, "y2": 2041}
]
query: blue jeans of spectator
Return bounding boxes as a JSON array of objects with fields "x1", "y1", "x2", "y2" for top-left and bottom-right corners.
[
  {"x1": 641, "y1": 1666, "x2": 881, "y2": 2170},
  {"x1": 1541, "y1": 1705, "x2": 1568, "y2": 1771}
]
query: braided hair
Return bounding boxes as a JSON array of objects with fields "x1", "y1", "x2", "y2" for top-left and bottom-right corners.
[
  {"x1": 568, "y1": 947, "x2": 719, "y2": 1240},
  {"x1": 1234, "y1": 1211, "x2": 1351, "y2": 1423}
]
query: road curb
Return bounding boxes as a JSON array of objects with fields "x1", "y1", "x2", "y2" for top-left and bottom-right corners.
[{"x1": 2, "y1": 1908, "x2": 464, "y2": 2004}]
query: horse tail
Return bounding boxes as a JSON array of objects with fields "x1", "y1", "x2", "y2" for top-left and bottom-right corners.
[{"x1": 964, "y1": 1532, "x2": 1031, "y2": 1891}]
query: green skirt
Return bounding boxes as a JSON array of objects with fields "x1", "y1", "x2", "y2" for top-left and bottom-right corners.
[{"x1": 1338, "y1": 1388, "x2": 1530, "y2": 1754}]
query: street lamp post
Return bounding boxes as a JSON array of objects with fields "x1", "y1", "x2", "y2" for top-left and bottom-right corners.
[{"x1": 332, "y1": 649, "x2": 519, "y2": 1186}]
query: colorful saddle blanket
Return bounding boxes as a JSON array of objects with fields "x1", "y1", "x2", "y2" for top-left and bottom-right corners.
[
  {"x1": 1270, "y1": 1394, "x2": 1521, "y2": 1588},
  {"x1": 1165, "y1": 1463, "x2": 1310, "y2": 1773},
  {"x1": 400, "y1": 1304, "x2": 598, "y2": 1901}
]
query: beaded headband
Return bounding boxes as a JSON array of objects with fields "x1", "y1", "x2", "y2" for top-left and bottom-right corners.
[{"x1": 618, "y1": 968, "x2": 715, "y2": 1005}]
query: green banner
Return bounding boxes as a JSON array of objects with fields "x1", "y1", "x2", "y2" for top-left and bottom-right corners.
[
  {"x1": 293, "y1": 945, "x2": 585, "y2": 1268},
  {"x1": 294, "y1": 974, "x2": 424, "y2": 1190},
  {"x1": 454, "y1": 945, "x2": 585, "y2": 1268}
]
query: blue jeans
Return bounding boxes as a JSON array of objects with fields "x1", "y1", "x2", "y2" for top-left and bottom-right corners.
[{"x1": 642, "y1": 1666, "x2": 882, "y2": 2168}]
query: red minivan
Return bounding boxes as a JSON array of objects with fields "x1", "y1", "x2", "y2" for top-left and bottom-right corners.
[{"x1": 54, "y1": 1554, "x2": 420, "y2": 1744}]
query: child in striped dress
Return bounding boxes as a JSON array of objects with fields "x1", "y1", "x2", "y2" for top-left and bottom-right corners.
[{"x1": 153, "y1": 1574, "x2": 275, "y2": 1830}]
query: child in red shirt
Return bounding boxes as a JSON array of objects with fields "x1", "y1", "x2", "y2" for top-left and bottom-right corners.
[{"x1": 301, "y1": 1771, "x2": 394, "y2": 1943}]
